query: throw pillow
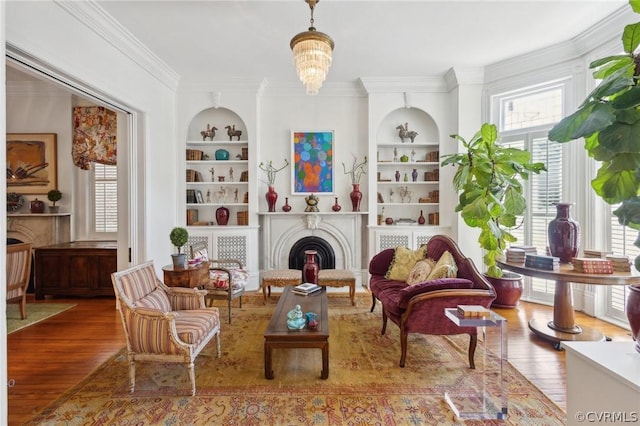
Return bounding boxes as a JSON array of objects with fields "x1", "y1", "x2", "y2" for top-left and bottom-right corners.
[
  {"x1": 406, "y1": 259, "x2": 436, "y2": 285},
  {"x1": 385, "y1": 245, "x2": 428, "y2": 282},
  {"x1": 426, "y1": 250, "x2": 458, "y2": 280}
]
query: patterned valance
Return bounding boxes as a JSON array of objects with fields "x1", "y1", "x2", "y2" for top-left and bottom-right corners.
[{"x1": 72, "y1": 106, "x2": 117, "y2": 170}]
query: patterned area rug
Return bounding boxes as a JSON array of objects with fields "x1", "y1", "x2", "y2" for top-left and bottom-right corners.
[
  {"x1": 26, "y1": 295, "x2": 565, "y2": 425},
  {"x1": 7, "y1": 303, "x2": 76, "y2": 334}
]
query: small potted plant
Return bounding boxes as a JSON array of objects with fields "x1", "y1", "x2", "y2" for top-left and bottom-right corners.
[
  {"x1": 441, "y1": 123, "x2": 546, "y2": 307},
  {"x1": 169, "y1": 227, "x2": 189, "y2": 268},
  {"x1": 47, "y1": 189, "x2": 62, "y2": 213}
]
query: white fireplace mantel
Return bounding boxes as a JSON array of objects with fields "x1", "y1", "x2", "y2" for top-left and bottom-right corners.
[
  {"x1": 258, "y1": 212, "x2": 366, "y2": 285},
  {"x1": 7, "y1": 213, "x2": 71, "y2": 247}
]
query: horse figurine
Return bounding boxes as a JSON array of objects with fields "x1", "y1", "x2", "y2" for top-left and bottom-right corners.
[
  {"x1": 396, "y1": 123, "x2": 418, "y2": 143},
  {"x1": 200, "y1": 124, "x2": 217, "y2": 141},
  {"x1": 225, "y1": 125, "x2": 242, "y2": 141}
]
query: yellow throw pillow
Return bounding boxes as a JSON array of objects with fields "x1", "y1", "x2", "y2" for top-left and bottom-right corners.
[
  {"x1": 385, "y1": 245, "x2": 428, "y2": 281},
  {"x1": 426, "y1": 250, "x2": 458, "y2": 280},
  {"x1": 406, "y1": 259, "x2": 436, "y2": 285}
]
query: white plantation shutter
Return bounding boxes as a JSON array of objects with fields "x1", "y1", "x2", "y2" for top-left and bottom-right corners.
[
  {"x1": 607, "y1": 206, "x2": 639, "y2": 321},
  {"x1": 93, "y1": 163, "x2": 118, "y2": 233}
]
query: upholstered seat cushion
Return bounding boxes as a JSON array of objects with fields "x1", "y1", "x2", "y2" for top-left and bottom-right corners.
[
  {"x1": 205, "y1": 268, "x2": 249, "y2": 290},
  {"x1": 134, "y1": 287, "x2": 172, "y2": 312},
  {"x1": 175, "y1": 309, "x2": 221, "y2": 345}
]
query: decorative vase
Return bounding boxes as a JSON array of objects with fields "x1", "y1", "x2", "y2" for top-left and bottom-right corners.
[
  {"x1": 266, "y1": 185, "x2": 278, "y2": 212},
  {"x1": 216, "y1": 206, "x2": 229, "y2": 225},
  {"x1": 30, "y1": 199, "x2": 45, "y2": 214},
  {"x1": 302, "y1": 250, "x2": 319, "y2": 284},
  {"x1": 282, "y1": 197, "x2": 291, "y2": 212},
  {"x1": 350, "y1": 183, "x2": 362, "y2": 212},
  {"x1": 395, "y1": 170, "x2": 400, "y2": 182},
  {"x1": 403, "y1": 173, "x2": 408, "y2": 182},
  {"x1": 214, "y1": 149, "x2": 229, "y2": 160},
  {"x1": 412, "y1": 168, "x2": 418, "y2": 182},
  {"x1": 400, "y1": 154, "x2": 409, "y2": 162},
  {"x1": 626, "y1": 284, "x2": 640, "y2": 353},
  {"x1": 418, "y1": 210, "x2": 425, "y2": 225},
  {"x1": 332, "y1": 197, "x2": 342, "y2": 212},
  {"x1": 486, "y1": 272, "x2": 524, "y2": 308},
  {"x1": 548, "y1": 202, "x2": 580, "y2": 262}
]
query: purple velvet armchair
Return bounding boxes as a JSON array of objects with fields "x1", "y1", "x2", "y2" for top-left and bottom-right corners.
[{"x1": 369, "y1": 235, "x2": 496, "y2": 368}]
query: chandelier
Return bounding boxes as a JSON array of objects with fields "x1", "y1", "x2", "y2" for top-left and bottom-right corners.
[{"x1": 290, "y1": 0, "x2": 334, "y2": 95}]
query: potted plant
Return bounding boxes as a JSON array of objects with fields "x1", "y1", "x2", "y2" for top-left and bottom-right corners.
[
  {"x1": 169, "y1": 227, "x2": 189, "y2": 268},
  {"x1": 548, "y1": 0, "x2": 640, "y2": 349},
  {"x1": 441, "y1": 123, "x2": 546, "y2": 307},
  {"x1": 47, "y1": 189, "x2": 62, "y2": 213}
]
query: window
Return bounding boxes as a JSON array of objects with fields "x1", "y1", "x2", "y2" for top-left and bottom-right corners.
[
  {"x1": 93, "y1": 163, "x2": 118, "y2": 234},
  {"x1": 494, "y1": 83, "x2": 565, "y2": 303}
]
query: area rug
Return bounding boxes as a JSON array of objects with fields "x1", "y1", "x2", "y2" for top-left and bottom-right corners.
[
  {"x1": 26, "y1": 295, "x2": 565, "y2": 425},
  {"x1": 7, "y1": 303, "x2": 76, "y2": 334}
]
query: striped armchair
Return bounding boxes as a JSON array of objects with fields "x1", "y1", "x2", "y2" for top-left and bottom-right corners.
[
  {"x1": 111, "y1": 260, "x2": 221, "y2": 396},
  {"x1": 6, "y1": 242, "x2": 32, "y2": 320}
]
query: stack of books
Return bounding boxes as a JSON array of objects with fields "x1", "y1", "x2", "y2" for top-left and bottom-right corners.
[
  {"x1": 606, "y1": 254, "x2": 632, "y2": 272},
  {"x1": 456, "y1": 305, "x2": 491, "y2": 318},
  {"x1": 506, "y1": 246, "x2": 537, "y2": 263},
  {"x1": 583, "y1": 249, "x2": 613, "y2": 259},
  {"x1": 571, "y1": 258, "x2": 614, "y2": 274},
  {"x1": 525, "y1": 254, "x2": 560, "y2": 271},
  {"x1": 292, "y1": 283, "x2": 322, "y2": 296}
]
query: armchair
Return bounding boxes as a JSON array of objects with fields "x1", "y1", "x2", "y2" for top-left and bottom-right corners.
[
  {"x1": 6, "y1": 242, "x2": 32, "y2": 319},
  {"x1": 369, "y1": 235, "x2": 496, "y2": 368},
  {"x1": 111, "y1": 260, "x2": 221, "y2": 396},
  {"x1": 191, "y1": 243, "x2": 248, "y2": 323}
]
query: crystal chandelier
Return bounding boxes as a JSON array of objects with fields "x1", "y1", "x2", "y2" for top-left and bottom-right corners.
[{"x1": 290, "y1": 0, "x2": 334, "y2": 95}]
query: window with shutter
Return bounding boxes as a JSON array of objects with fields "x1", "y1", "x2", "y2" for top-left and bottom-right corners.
[{"x1": 93, "y1": 163, "x2": 118, "y2": 234}]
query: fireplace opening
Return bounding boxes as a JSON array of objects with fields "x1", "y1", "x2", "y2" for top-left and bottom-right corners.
[
  {"x1": 288, "y1": 236, "x2": 335, "y2": 270},
  {"x1": 7, "y1": 238, "x2": 35, "y2": 293}
]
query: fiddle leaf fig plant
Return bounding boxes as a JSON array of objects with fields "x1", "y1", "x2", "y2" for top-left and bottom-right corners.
[
  {"x1": 548, "y1": 0, "x2": 640, "y2": 269},
  {"x1": 441, "y1": 123, "x2": 546, "y2": 278}
]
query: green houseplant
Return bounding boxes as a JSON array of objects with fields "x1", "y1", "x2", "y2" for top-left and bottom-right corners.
[
  {"x1": 548, "y1": 0, "x2": 640, "y2": 349},
  {"x1": 169, "y1": 227, "x2": 189, "y2": 268},
  {"x1": 441, "y1": 123, "x2": 546, "y2": 305},
  {"x1": 47, "y1": 189, "x2": 62, "y2": 213}
]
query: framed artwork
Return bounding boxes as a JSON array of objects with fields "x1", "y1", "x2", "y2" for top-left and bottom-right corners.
[
  {"x1": 6, "y1": 133, "x2": 58, "y2": 194},
  {"x1": 292, "y1": 130, "x2": 334, "y2": 194}
]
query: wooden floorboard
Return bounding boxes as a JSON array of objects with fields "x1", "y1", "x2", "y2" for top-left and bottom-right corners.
[{"x1": 7, "y1": 293, "x2": 634, "y2": 425}]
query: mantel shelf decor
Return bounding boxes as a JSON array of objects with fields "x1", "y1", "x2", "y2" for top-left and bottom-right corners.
[{"x1": 259, "y1": 159, "x2": 290, "y2": 212}]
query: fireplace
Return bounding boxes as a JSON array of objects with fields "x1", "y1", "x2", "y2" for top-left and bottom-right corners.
[{"x1": 288, "y1": 236, "x2": 336, "y2": 270}]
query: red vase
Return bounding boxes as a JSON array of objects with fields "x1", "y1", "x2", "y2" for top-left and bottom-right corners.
[
  {"x1": 418, "y1": 210, "x2": 425, "y2": 225},
  {"x1": 216, "y1": 206, "x2": 229, "y2": 225},
  {"x1": 627, "y1": 284, "x2": 640, "y2": 353},
  {"x1": 282, "y1": 197, "x2": 291, "y2": 212},
  {"x1": 30, "y1": 198, "x2": 45, "y2": 214},
  {"x1": 302, "y1": 250, "x2": 319, "y2": 284},
  {"x1": 332, "y1": 197, "x2": 342, "y2": 212},
  {"x1": 548, "y1": 203, "x2": 580, "y2": 262},
  {"x1": 266, "y1": 185, "x2": 278, "y2": 212},
  {"x1": 350, "y1": 183, "x2": 362, "y2": 212}
]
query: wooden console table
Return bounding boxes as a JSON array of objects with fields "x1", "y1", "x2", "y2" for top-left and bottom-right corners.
[
  {"x1": 162, "y1": 262, "x2": 210, "y2": 288},
  {"x1": 34, "y1": 241, "x2": 116, "y2": 299},
  {"x1": 497, "y1": 259, "x2": 640, "y2": 348}
]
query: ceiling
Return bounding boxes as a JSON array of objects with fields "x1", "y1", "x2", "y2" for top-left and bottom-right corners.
[{"x1": 7, "y1": 1, "x2": 630, "y2": 89}]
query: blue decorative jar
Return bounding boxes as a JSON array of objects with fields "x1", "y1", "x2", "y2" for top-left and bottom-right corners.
[{"x1": 215, "y1": 149, "x2": 229, "y2": 160}]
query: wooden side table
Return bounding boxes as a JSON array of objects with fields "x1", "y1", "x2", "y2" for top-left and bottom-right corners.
[{"x1": 162, "y1": 261, "x2": 210, "y2": 288}]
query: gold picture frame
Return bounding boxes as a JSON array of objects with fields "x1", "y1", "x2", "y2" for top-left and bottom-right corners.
[{"x1": 6, "y1": 133, "x2": 58, "y2": 194}]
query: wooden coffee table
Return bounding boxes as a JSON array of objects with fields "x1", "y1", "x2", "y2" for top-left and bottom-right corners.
[{"x1": 263, "y1": 286, "x2": 329, "y2": 379}]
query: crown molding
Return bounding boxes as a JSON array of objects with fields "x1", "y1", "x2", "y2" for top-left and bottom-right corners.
[
  {"x1": 55, "y1": 0, "x2": 180, "y2": 92},
  {"x1": 443, "y1": 67, "x2": 485, "y2": 91},
  {"x1": 359, "y1": 76, "x2": 447, "y2": 94}
]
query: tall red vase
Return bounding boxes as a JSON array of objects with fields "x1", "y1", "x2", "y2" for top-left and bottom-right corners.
[
  {"x1": 548, "y1": 202, "x2": 580, "y2": 262},
  {"x1": 216, "y1": 206, "x2": 229, "y2": 225},
  {"x1": 627, "y1": 284, "x2": 640, "y2": 353},
  {"x1": 266, "y1": 185, "x2": 278, "y2": 212},
  {"x1": 350, "y1": 183, "x2": 362, "y2": 212},
  {"x1": 302, "y1": 250, "x2": 319, "y2": 284}
]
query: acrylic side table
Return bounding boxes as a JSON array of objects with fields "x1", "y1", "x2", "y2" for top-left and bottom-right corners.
[{"x1": 444, "y1": 308, "x2": 508, "y2": 420}]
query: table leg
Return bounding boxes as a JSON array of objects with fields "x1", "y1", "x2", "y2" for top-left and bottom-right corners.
[
  {"x1": 264, "y1": 342, "x2": 274, "y2": 379},
  {"x1": 528, "y1": 279, "x2": 605, "y2": 347},
  {"x1": 321, "y1": 341, "x2": 329, "y2": 379}
]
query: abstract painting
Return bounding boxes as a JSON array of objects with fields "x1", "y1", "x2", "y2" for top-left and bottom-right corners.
[{"x1": 292, "y1": 130, "x2": 334, "y2": 194}]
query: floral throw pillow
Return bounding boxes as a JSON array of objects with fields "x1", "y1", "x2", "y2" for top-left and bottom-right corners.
[
  {"x1": 385, "y1": 245, "x2": 428, "y2": 282},
  {"x1": 406, "y1": 259, "x2": 436, "y2": 285},
  {"x1": 425, "y1": 250, "x2": 458, "y2": 280}
]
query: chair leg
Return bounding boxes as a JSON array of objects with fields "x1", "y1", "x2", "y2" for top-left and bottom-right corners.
[
  {"x1": 468, "y1": 334, "x2": 477, "y2": 369},
  {"x1": 227, "y1": 300, "x2": 232, "y2": 324},
  {"x1": 187, "y1": 361, "x2": 196, "y2": 396},
  {"x1": 370, "y1": 294, "x2": 377, "y2": 312},
  {"x1": 128, "y1": 359, "x2": 136, "y2": 393},
  {"x1": 381, "y1": 308, "x2": 388, "y2": 335},
  {"x1": 20, "y1": 296, "x2": 27, "y2": 320},
  {"x1": 215, "y1": 331, "x2": 221, "y2": 358},
  {"x1": 399, "y1": 328, "x2": 408, "y2": 368}
]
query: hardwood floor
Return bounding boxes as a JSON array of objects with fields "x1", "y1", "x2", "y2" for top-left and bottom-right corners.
[{"x1": 7, "y1": 293, "x2": 634, "y2": 425}]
